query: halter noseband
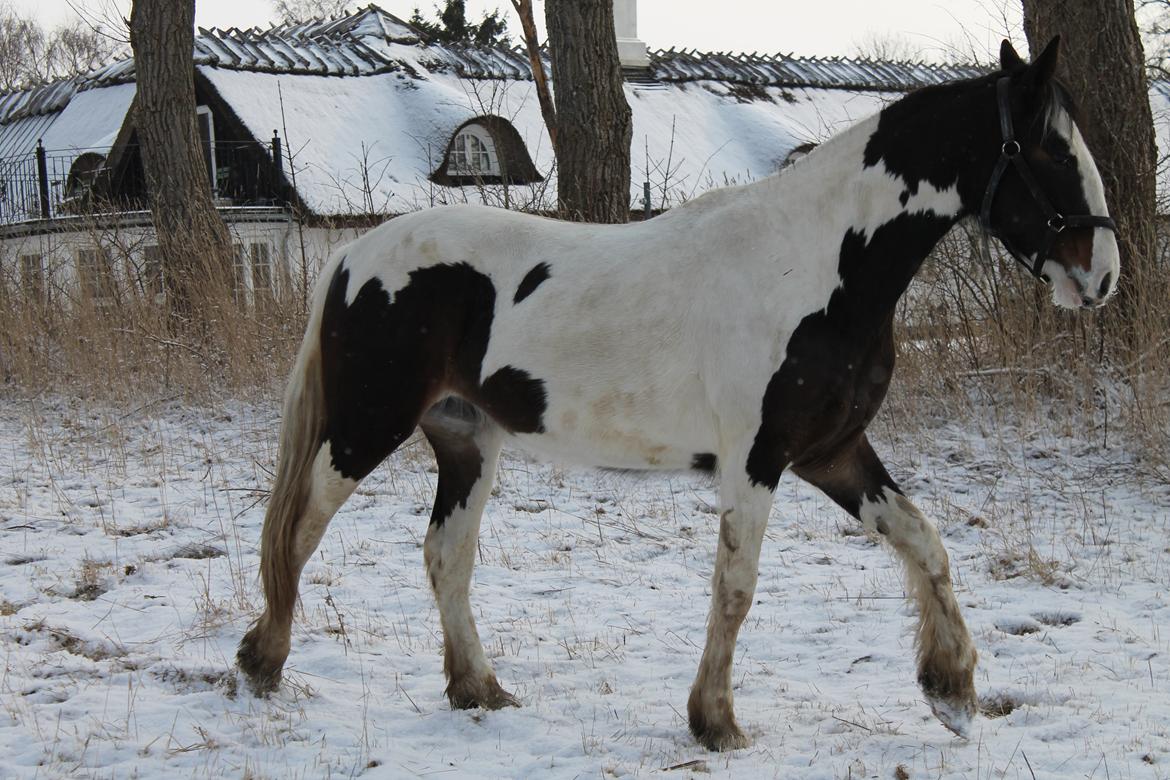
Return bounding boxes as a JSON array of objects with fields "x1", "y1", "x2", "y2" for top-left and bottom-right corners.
[{"x1": 979, "y1": 76, "x2": 1117, "y2": 279}]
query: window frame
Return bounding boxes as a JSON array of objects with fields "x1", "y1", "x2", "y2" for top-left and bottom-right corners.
[
  {"x1": 20, "y1": 254, "x2": 44, "y2": 302},
  {"x1": 448, "y1": 124, "x2": 500, "y2": 177},
  {"x1": 77, "y1": 246, "x2": 116, "y2": 303},
  {"x1": 250, "y1": 242, "x2": 273, "y2": 303}
]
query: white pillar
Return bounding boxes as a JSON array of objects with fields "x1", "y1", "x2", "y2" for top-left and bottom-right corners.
[{"x1": 613, "y1": 0, "x2": 648, "y2": 68}]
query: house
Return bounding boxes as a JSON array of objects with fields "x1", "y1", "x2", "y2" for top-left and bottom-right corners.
[{"x1": 1, "y1": 2, "x2": 1163, "y2": 306}]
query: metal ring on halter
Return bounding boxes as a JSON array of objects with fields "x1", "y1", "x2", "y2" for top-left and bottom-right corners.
[
  {"x1": 1047, "y1": 214, "x2": 1066, "y2": 232},
  {"x1": 1002, "y1": 140, "x2": 1021, "y2": 157}
]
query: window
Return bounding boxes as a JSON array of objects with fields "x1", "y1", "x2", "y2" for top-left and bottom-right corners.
[
  {"x1": 20, "y1": 254, "x2": 44, "y2": 301},
  {"x1": 449, "y1": 125, "x2": 499, "y2": 176},
  {"x1": 231, "y1": 243, "x2": 273, "y2": 305},
  {"x1": 78, "y1": 247, "x2": 115, "y2": 300},
  {"x1": 233, "y1": 244, "x2": 248, "y2": 304},
  {"x1": 140, "y1": 244, "x2": 165, "y2": 301},
  {"x1": 250, "y1": 243, "x2": 272, "y2": 302}
]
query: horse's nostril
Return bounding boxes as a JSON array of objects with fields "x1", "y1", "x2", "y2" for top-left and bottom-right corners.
[
  {"x1": 1097, "y1": 272, "x2": 1113, "y2": 299},
  {"x1": 1081, "y1": 296, "x2": 1095, "y2": 308}
]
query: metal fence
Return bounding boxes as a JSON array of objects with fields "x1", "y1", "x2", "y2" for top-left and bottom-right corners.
[{"x1": 0, "y1": 136, "x2": 285, "y2": 225}]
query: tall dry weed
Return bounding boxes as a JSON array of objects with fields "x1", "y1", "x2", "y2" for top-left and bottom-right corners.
[
  {"x1": 892, "y1": 219, "x2": 1170, "y2": 466},
  {"x1": 0, "y1": 221, "x2": 306, "y2": 403}
]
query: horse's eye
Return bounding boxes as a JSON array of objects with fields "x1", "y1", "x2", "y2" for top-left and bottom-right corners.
[{"x1": 1053, "y1": 153, "x2": 1075, "y2": 167}]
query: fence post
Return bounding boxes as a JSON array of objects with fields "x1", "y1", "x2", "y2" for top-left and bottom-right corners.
[
  {"x1": 271, "y1": 130, "x2": 283, "y2": 205},
  {"x1": 36, "y1": 140, "x2": 50, "y2": 220},
  {"x1": 271, "y1": 130, "x2": 282, "y2": 176}
]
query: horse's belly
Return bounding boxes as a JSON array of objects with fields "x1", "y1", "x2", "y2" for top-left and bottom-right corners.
[{"x1": 505, "y1": 386, "x2": 717, "y2": 470}]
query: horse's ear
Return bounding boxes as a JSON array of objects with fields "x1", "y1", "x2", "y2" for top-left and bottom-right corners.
[
  {"x1": 1029, "y1": 36, "x2": 1061, "y2": 86},
  {"x1": 999, "y1": 39, "x2": 1026, "y2": 71}
]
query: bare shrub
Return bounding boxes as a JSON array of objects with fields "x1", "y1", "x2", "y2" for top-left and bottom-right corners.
[{"x1": 891, "y1": 218, "x2": 1170, "y2": 465}]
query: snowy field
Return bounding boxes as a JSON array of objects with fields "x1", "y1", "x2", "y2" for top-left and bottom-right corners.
[{"x1": 1, "y1": 393, "x2": 1168, "y2": 779}]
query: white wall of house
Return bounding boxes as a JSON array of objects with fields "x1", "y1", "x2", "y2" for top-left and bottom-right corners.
[{"x1": 0, "y1": 216, "x2": 370, "y2": 308}]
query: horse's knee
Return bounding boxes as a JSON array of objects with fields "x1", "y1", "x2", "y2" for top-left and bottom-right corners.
[{"x1": 860, "y1": 487, "x2": 948, "y2": 575}]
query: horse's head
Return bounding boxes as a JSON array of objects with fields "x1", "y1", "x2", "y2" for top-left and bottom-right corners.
[{"x1": 980, "y1": 38, "x2": 1120, "y2": 309}]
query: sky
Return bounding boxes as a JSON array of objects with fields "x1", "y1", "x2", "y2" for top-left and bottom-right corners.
[{"x1": 25, "y1": 0, "x2": 1025, "y2": 62}]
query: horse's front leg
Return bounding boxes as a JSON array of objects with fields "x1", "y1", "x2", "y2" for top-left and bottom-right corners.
[
  {"x1": 688, "y1": 455, "x2": 773, "y2": 751},
  {"x1": 794, "y1": 433, "x2": 978, "y2": 736}
]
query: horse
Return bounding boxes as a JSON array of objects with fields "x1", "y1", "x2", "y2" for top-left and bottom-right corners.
[{"x1": 237, "y1": 38, "x2": 1119, "y2": 751}]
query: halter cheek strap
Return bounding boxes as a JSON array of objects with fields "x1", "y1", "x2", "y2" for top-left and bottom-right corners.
[{"x1": 979, "y1": 76, "x2": 1117, "y2": 279}]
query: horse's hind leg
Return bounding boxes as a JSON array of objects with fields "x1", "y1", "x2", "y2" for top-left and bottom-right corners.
[
  {"x1": 238, "y1": 439, "x2": 362, "y2": 692},
  {"x1": 239, "y1": 362, "x2": 423, "y2": 693},
  {"x1": 420, "y1": 401, "x2": 516, "y2": 710},
  {"x1": 793, "y1": 433, "x2": 978, "y2": 736}
]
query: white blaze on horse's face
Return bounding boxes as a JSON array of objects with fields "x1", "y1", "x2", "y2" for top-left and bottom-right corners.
[{"x1": 1039, "y1": 110, "x2": 1121, "y2": 310}]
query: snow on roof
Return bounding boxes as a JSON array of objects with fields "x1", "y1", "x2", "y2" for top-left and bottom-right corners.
[
  {"x1": 650, "y1": 50, "x2": 988, "y2": 92},
  {"x1": 199, "y1": 64, "x2": 553, "y2": 215},
  {"x1": 189, "y1": 5, "x2": 990, "y2": 93},
  {"x1": 0, "y1": 60, "x2": 134, "y2": 126},
  {"x1": 202, "y1": 59, "x2": 893, "y2": 217},
  {"x1": 40, "y1": 83, "x2": 136, "y2": 154}
]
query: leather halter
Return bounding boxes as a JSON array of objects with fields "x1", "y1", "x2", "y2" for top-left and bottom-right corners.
[{"x1": 979, "y1": 76, "x2": 1117, "y2": 279}]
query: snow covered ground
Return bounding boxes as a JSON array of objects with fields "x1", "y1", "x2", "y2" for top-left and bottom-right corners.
[{"x1": 0, "y1": 393, "x2": 1167, "y2": 779}]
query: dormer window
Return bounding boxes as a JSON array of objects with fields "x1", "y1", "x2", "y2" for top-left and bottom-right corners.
[
  {"x1": 450, "y1": 125, "x2": 499, "y2": 176},
  {"x1": 431, "y1": 116, "x2": 543, "y2": 187}
]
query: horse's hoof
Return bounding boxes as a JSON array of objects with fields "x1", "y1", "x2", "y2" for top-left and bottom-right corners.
[
  {"x1": 688, "y1": 704, "x2": 749, "y2": 751},
  {"x1": 919, "y1": 667, "x2": 977, "y2": 737},
  {"x1": 690, "y1": 720, "x2": 749, "y2": 752},
  {"x1": 447, "y1": 674, "x2": 520, "y2": 710},
  {"x1": 236, "y1": 628, "x2": 286, "y2": 696},
  {"x1": 926, "y1": 691, "x2": 976, "y2": 737}
]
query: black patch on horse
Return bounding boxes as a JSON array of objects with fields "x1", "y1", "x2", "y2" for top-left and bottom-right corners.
[
  {"x1": 479, "y1": 366, "x2": 547, "y2": 433},
  {"x1": 514, "y1": 262, "x2": 551, "y2": 304},
  {"x1": 691, "y1": 453, "x2": 717, "y2": 473},
  {"x1": 862, "y1": 77, "x2": 998, "y2": 211},
  {"x1": 319, "y1": 261, "x2": 547, "y2": 482},
  {"x1": 745, "y1": 213, "x2": 953, "y2": 496}
]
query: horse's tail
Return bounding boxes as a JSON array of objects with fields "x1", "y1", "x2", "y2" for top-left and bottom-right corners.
[{"x1": 258, "y1": 293, "x2": 328, "y2": 625}]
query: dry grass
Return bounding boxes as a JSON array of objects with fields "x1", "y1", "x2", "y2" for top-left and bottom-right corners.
[
  {"x1": 0, "y1": 229, "x2": 307, "y2": 404},
  {"x1": 889, "y1": 220, "x2": 1170, "y2": 467}
]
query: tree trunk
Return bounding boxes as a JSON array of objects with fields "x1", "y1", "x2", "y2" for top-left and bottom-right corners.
[
  {"x1": 545, "y1": 0, "x2": 632, "y2": 222},
  {"x1": 130, "y1": 0, "x2": 234, "y2": 318},
  {"x1": 1021, "y1": 0, "x2": 1158, "y2": 341}
]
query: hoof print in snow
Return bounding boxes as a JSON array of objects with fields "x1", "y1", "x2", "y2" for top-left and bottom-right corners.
[
  {"x1": 978, "y1": 690, "x2": 1029, "y2": 719},
  {"x1": 1033, "y1": 611, "x2": 1080, "y2": 627},
  {"x1": 171, "y1": 543, "x2": 226, "y2": 560},
  {"x1": 994, "y1": 617, "x2": 1041, "y2": 636}
]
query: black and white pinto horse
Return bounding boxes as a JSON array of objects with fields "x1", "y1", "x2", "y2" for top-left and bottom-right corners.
[{"x1": 238, "y1": 39, "x2": 1119, "y2": 750}]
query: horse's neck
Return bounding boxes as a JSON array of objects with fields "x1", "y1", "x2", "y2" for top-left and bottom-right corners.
[{"x1": 740, "y1": 87, "x2": 976, "y2": 322}]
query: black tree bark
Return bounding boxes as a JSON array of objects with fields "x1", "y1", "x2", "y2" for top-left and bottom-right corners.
[
  {"x1": 545, "y1": 0, "x2": 632, "y2": 222},
  {"x1": 130, "y1": 0, "x2": 234, "y2": 316},
  {"x1": 1021, "y1": 0, "x2": 1158, "y2": 334}
]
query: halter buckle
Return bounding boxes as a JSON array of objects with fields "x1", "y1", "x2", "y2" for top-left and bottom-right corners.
[
  {"x1": 1002, "y1": 140, "x2": 1021, "y2": 157},
  {"x1": 1048, "y1": 214, "x2": 1067, "y2": 233}
]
